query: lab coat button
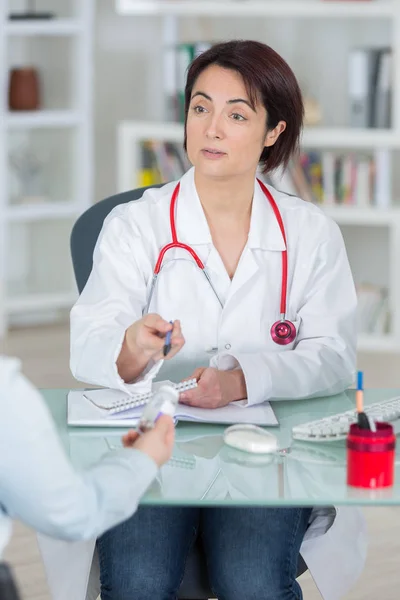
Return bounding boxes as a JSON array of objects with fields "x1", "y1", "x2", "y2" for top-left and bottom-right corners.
[{"x1": 225, "y1": 343, "x2": 231, "y2": 350}]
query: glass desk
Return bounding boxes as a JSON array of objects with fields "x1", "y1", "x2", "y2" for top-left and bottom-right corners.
[{"x1": 42, "y1": 388, "x2": 400, "y2": 507}]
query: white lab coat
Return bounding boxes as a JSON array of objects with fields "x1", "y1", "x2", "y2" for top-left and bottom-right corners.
[{"x1": 38, "y1": 168, "x2": 366, "y2": 600}]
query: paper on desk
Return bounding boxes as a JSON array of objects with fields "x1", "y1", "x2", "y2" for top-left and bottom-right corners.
[{"x1": 67, "y1": 390, "x2": 279, "y2": 428}]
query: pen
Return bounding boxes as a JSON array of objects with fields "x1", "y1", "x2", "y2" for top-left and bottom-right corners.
[
  {"x1": 367, "y1": 414, "x2": 377, "y2": 433},
  {"x1": 356, "y1": 371, "x2": 363, "y2": 413},
  {"x1": 163, "y1": 321, "x2": 173, "y2": 357},
  {"x1": 356, "y1": 370, "x2": 370, "y2": 430}
]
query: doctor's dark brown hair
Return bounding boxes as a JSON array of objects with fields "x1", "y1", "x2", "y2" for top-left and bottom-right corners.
[{"x1": 183, "y1": 40, "x2": 304, "y2": 173}]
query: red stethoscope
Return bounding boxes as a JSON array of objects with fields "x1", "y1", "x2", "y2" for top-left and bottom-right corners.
[{"x1": 145, "y1": 178, "x2": 296, "y2": 345}]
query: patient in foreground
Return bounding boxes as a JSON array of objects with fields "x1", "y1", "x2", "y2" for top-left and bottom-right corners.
[{"x1": 0, "y1": 355, "x2": 174, "y2": 558}]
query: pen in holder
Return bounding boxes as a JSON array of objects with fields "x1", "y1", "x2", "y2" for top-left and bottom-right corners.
[
  {"x1": 348, "y1": 371, "x2": 396, "y2": 488},
  {"x1": 346, "y1": 422, "x2": 396, "y2": 489}
]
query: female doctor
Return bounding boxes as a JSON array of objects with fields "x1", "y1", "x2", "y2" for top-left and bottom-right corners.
[{"x1": 69, "y1": 41, "x2": 366, "y2": 600}]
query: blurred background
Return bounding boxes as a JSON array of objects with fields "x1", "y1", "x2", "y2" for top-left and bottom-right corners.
[{"x1": 1, "y1": 0, "x2": 400, "y2": 599}]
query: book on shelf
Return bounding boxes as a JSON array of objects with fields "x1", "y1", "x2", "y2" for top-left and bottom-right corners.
[
  {"x1": 137, "y1": 139, "x2": 191, "y2": 186},
  {"x1": 348, "y1": 46, "x2": 392, "y2": 129},
  {"x1": 164, "y1": 41, "x2": 212, "y2": 122},
  {"x1": 357, "y1": 283, "x2": 390, "y2": 336},
  {"x1": 136, "y1": 139, "x2": 391, "y2": 208},
  {"x1": 268, "y1": 149, "x2": 392, "y2": 208}
]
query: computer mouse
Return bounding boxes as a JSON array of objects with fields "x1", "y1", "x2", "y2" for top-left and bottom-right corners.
[{"x1": 223, "y1": 424, "x2": 279, "y2": 455}]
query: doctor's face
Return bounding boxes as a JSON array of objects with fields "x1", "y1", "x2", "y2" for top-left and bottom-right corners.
[{"x1": 186, "y1": 65, "x2": 283, "y2": 180}]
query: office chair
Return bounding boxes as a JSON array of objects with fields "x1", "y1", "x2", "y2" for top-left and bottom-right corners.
[
  {"x1": 70, "y1": 184, "x2": 308, "y2": 600},
  {"x1": 0, "y1": 563, "x2": 21, "y2": 600}
]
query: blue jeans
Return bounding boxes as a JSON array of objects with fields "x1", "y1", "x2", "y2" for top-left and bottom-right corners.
[{"x1": 98, "y1": 506, "x2": 312, "y2": 600}]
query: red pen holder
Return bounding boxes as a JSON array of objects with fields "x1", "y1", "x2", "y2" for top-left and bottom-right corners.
[{"x1": 347, "y1": 422, "x2": 396, "y2": 489}]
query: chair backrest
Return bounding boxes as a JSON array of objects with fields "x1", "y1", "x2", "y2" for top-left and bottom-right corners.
[
  {"x1": 70, "y1": 185, "x2": 164, "y2": 294},
  {"x1": 0, "y1": 563, "x2": 21, "y2": 600}
]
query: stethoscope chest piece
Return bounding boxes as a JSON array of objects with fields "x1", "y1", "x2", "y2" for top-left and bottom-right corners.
[{"x1": 270, "y1": 319, "x2": 297, "y2": 345}]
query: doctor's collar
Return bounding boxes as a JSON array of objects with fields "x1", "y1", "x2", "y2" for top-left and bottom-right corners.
[{"x1": 175, "y1": 168, "x2": 286, "y2": 252}]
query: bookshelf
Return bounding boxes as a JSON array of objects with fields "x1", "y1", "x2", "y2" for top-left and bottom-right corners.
[
  {"x1": 115, "y1": 0, "x2": 400, "y2": 354},
  {"x1": 117, "y1": 120, "x2": 400, "y2": 208},
  {"x1": 0, "y1": 1, "x2": 94, "y2": 335},
  {"x1": 116, "y1": 0, "x2": 396, "y2": 18}
]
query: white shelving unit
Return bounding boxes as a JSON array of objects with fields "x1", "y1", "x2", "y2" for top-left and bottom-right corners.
[
  {"x1": 6, "y1": 110, "x2": 83, "y2": 128},
  {"x1": 0, "y1": 1, "x2": 94, "y2": 335},
  {"x1": 301, "y1": 128, "x2": 400, "y2": 149},
  {"x1": 116, "y1": 0, "x2": 400, "y2": 354},
  {"x1": 5, "y1": 291, "x2": 78, "y2": 314},
  {"x1": 5, "y1": 18, "x2": 83, "y2": 36},
  {"x1": 116, "y1": 0, "x2": 396, "y2": 18}
]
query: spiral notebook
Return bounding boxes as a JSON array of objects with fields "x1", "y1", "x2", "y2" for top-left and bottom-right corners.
[
  {"x1": 67, "y1": 380, "x2": 279, "y2": 428},
  {"x1": 82, "y1": 379, "x2": 198, "y2": 415}
]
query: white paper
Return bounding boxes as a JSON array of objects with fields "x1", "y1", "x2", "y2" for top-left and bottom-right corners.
[{"x1": 67, "y1": 390, "x2": 279, "y2": 428}]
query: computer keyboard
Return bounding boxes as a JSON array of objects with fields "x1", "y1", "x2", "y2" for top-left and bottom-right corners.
[{"x1": 292, "y1": 395, "x2": 400, "y2": 442}]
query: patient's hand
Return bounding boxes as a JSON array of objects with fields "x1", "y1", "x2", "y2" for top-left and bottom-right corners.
[{"x1": 122, "y1": 415, "x2": 175, "y2": 467}]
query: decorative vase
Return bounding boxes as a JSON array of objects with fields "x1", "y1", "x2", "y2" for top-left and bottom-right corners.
[{"x1": 8, "y1": 67, "x2": 41, "y2": 111}]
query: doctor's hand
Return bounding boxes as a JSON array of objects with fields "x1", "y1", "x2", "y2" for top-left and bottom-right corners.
[
  {"x1": 179, "y1": 367, "x2": 247, "y2": 409},
  {"x1": 122, "y1": 415, "x2": 175, "y2": 467},
  {"x1": 118, "y1": 315, "x2": 184, "y2": 383},
  {"x1": 126, "y1": 314, "x2": 185, "y2": 362}
]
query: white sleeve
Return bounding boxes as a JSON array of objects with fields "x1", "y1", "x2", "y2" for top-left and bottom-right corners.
[
  {"x1": 211, "y1": 220, "x2": 357, "y2": 405},
  {"x1": 0, "y1": 358, "x2": 158, "y2": 542},
  {"x1": 70, "y1": 208, "x2": 162, "y2": 392}
]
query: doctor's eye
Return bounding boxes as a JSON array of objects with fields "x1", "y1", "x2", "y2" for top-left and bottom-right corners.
[
  {"x1": 192, "y1": 105, "x2": 207, "y2": 114},
  {"x1": 231, "y1": 113, "x2": 246, "y2": 122}
]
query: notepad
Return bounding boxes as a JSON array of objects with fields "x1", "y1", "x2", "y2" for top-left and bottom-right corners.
[{"x1": 67, "y1": 382, "x2": 279, "y2": 428}]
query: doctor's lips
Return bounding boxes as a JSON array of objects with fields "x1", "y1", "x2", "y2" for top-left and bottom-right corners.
[{"x1": 201, "y1": 147, "x2": 227, "y2": 159}]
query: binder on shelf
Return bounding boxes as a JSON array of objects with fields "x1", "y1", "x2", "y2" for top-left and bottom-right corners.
[
  {"x1": 373, "y1": 49, "x2": 392, "y2": 129},
  {"x1": 321, "y1": 152, "x2": 336, "y2": 205},
  {"x1": 164, "y1": 41, "x2": 212, "y2": 122},
  {"x1": 348, "y1": 46, "x2": 392, "y2": 129},
  {"x1": 374, "y1": 149, "x2": 391, "y2": 208},
  {"x1": 348, "y1": 48, "x2": 375, "y2": 128},
  {"x1": 176, "y1": 43, "x2": 193, "y2": 123},
  {"x1": 164, "y1": 46, "x2": 179, "y2": 122},
  {"x1": 354, "y1": 156, "x2": 372, "y2": 207}
]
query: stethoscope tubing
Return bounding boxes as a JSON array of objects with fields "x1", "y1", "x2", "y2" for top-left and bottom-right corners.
[{"x1": 143, "y1": 178, "x2": 296, "y2": 345}]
